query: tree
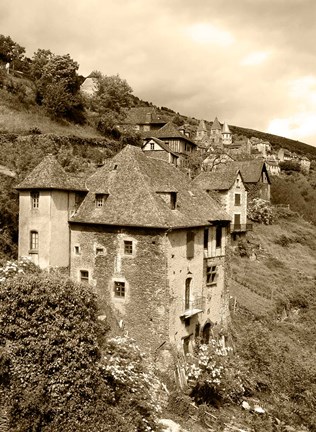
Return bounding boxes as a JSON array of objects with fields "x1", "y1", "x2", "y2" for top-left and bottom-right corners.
[
  {"x1": 0, "y1": 268, "x2": 161, "y2": 431},
  {"x1": 86, "y1": 71, "x2": 133, "y2": 135},
  {"x1": 0, "y1": 35, "x2": 25, "y2": 65},
  {"x1": 31, "y1": 50, "x2": 85, "y2": 123}
]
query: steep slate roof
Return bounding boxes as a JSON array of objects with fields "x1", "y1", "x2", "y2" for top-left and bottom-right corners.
[
  {"x1": 16, "y1": 155, "x2": 87, "y2": 191},
  {"x1": 121, "y1": 107, "x2": 167, "y2": 125},
  {"x1": 211, "y1": 117, "x2": 221, "y2": 130},
  {"x1": 197, "y1": 119, "x2": 207, "y2": 132},
  {"x1": 222, "y1": 122, "x2": 231, "y2": 134},
  {"x1": 70, "y1": 145, "x2": 229, "y2": 229},
  {"x1": 143, "y1": 122, "x2": 197, "y2": 146},
  {"x1": 216, "y1": 160, "x2": 271, "y2": 184},
  {"x1": 142, "y1": 137, "x2": 179, "y2": 158},
  {"x1": 193, "y1": 167, "x2": 242, "y2": 191}
]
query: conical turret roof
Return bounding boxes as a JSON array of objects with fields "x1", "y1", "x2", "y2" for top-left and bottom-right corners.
[
  {"x1": 210, "y1": 117, "x2": 221, "y2": 130},
  {"x1": 16, "y1": 155, "x2": 87, "y2": 191}
]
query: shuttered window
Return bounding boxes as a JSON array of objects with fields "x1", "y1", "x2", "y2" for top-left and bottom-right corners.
[{"x1": 187, "y1": 231, "x2": 195, "y2": 259}]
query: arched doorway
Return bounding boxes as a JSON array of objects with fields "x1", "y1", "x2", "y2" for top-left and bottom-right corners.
[{"x1": 202, "y1": 321, "x2": 213, "y2": 344}]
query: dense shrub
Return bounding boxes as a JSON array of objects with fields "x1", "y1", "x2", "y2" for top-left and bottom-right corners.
[
  {"x1": 0, "y1": 267, "x2": 161, "y2": 431},
  {"x1": 248, "y1": 198, "x2": 274, "y2": 224},
  {"x1": 184, "y1": 340, "x2": 251, "y2": 407}
]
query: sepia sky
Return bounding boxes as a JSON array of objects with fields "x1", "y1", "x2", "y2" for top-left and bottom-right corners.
[{"x1": 2, "y1": 0, "x2": 316, "y2": 147}]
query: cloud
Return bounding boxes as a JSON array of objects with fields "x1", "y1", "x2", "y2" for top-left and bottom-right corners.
[
  {"x1": 185, "y1": 23, "x2": 234, "y2": 46},
  {"x1": 1, "y1": 0, "x2": 316, "y2": 146},
  {"x1": 241, "y1": 51, "x2": 270, "y2": 66}
]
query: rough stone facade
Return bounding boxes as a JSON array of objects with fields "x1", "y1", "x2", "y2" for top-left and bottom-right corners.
[
  {"x1": 70, "y1": 224, "x2": 229, "y2": 355},
  {"x1": 70, "y1": 224, "x2": 170, "y2": 352}
]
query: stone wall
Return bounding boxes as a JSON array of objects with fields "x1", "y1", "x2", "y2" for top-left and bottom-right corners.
[{"x1": 70, "y1": 224, "x2": 170, "y2": 353}]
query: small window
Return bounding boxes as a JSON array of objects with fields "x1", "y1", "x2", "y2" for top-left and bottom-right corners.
[
  {"x1": 124, "y1": 240, "x2": 133, "y2": 255},
  {"x1": 96, "y1": 193, "x2": 109, "y2": 208},
  {"x1": 150, "y1": 142, "x2": 155, "y2": 150},
  {"x1": 74, "y1": 246, "x2": 80, "y2": 255},
  {"x1": 114, "y1": 281, "x2": 125, "y2": 297},
  {"x1": 204, "y1": 229, "x2": 209, "y2": 249},
  {"x1": 96, "y1": 247, "x2": 105, "y2": 256},
  {"x1": 234, "y1": 214, "x2": 241, "y2": 225},
  {"x1": 215, "y1": 226, "x2": 222, "y2": 249},
  {"x1": 170, "y1": 192, "x2": 177, "y2": 210},
  {"x1": 31, "y1": 191, "x2": 39, "y2": 209},
  {"x1": 236, "y1": 178, "x2": 240, "y2": 188},
  {"x1": 207, "y1": 265, "x2": 217, "y2": 285},
  {"x1": 80, "y1": 270, "x2": 89, "y2": 283},
  {"x1": 95, "y1": 194, "x2": 105, "y2": 208},
  {"x1": 30, "y1": 231, "x2": 39, "y2": 251},
  {"x1": 187, "y1": 231, "x2": 195, "y2": 259},
  {"x1": 234, "y1": 193, "x2": 241, "y2": 206}
]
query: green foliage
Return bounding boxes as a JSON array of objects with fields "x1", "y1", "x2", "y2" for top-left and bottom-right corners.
[
  {"x1": 88, "y1": 71, "x2": 133, "y2": 116},
  {"x1": 271, "y1": 173, "x2": 316, "y2": 224},
  {"x1": 279, "y1": 160, "x2": 301, "y2": 172},
  {"x1": 31, "y1": 50, "x2": 85, "y2": 123},
  {"x1": 248, "y1": 198, "x2": 274, "y2": 224},
  {"x1": 185, "y1": 341, "x2": 249, "y2": 407},
  {"x1": 233, "y1": 316, "x2": 316, "y2": 429},
  {"x1": 0, "y1": 34, "x2": 25, "y2": 65},
  {"x1": 0, "y1": 266, "x2": 161, "y2": 431},
  {"x1": 102, "y1": 336, "x2": 162, "y2": 431},
  {"x1": 0, "y1": 175, "x2": 19, "y2": 259}
]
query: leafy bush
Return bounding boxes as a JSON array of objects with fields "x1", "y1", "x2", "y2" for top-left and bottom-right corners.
[
  {"x1": 184, "y1": 340, "x2": 250, "y2": 407},
  {"x1": 0, "y1": 269, "x2": 161, "y2": 431},
  {"x1": 248, "y1": 198, "x2": 274, "y2": 224}
]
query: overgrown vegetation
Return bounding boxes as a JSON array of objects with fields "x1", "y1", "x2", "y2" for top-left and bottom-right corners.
[{"x1": 0, "y1": 260, "x2": 161, "y2": 431}]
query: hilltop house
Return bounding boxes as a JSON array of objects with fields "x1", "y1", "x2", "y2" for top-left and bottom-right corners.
[
  {"x1": 142, "y1": 137, "x2": 179, "y2": 166},
  {"x1": 215, "y1": 160, "x2": 271, "y2": 202},
  {"x1": 192, "y1": 167, "x2": 250, "y2": 241},
  {"x1": 195, "y1": 117, "x2": 233, "y2": 148},
  {"x1": 17, "y1": 146, "x2": 231, "y2": 359},
  {"x1": 144, "y1": 122, "x2": 197, "y2": 154},
  {"x1": 117, "y1": 106, "x2": 167, "y2": 133}
]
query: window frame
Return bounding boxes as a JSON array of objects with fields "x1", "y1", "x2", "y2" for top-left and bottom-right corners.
[
  {"x1": 124, "y1": 240, "x2": 133, "y2": 255},
  {"x1": 95, "y1": 193, "x2": 108, "y2": 208},
  {"x1": 206, "y1": 265, "x2": 217, "y2": 285},
  {"x1": 80, "y1": 270, "x2": 89, "y2": 283},
  {"x1": 215, "y1": 226, "x2": 222, "y2": 249},
  {"x1": 30, "y1": 191, "x2": 39, "y2": 209},
  {"x1": 30, "y1": 230, "x2": 39, "y2": 251},
  {"x1": 234, "y1": 193, "x2": 241, "y2": 206},
  {"x1": 186, "y1": 231, "x2": 195, "y2": 259},
  {"x1": 114, "y1": 281, "x2": 125, "y2": 298}
]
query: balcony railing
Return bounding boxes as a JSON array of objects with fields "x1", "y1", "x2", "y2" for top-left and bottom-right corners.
[
  {"x1": 230, "y1": 223, "x2": 253, "y2": 232},
  {"x1": 181, "y1": 296, "x2": 205, "y2": 318}
]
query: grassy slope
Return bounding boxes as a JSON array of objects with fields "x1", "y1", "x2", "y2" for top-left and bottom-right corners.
[{"x1": 229, "y1": 214, "x2": 316, "y2": 315}]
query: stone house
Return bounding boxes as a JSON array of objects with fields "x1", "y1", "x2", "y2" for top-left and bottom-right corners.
[
  {"x1": 143, "y1": 122, "x2": 197, "y2": 155},
  {"x1": 17, "y1": 146, "x2": 231, "y2": 358},
  {"x1": 192, "y1": 167, "x2": 250, "y2": 241},
  {"x1": 142, "y1": 137, "x2": 179, "y2": 166},
  {"x1": 265, "y1": 158, "x2": 281, "y2": 176},
  {"x1": 117, "y1": 106, "x2": 167, "y2": 133},
  {"x1": 215, "y1": 160, "x2": 271, "y2": 202}
]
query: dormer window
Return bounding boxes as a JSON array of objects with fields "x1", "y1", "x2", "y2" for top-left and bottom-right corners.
[
  {"x1": 31, "y1": 191, "x2": 39, "y2": 209},
  {"x1": 150, "y1": 142, "x2": 155, "y2": 150},
  {"x1": 170, "y1": 192, "x2": 177, "y2": 210},
  {"x1": 95, "y1": 194, "x2": 108, "y2": 208},
  {"x1": 157, "y1": 191, "x2": 177, "y2": 209}
]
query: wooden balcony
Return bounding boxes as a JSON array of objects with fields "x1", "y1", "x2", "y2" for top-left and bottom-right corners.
[{"x1": 230, "y1": 223, "x2": 253, "y2": 233}]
